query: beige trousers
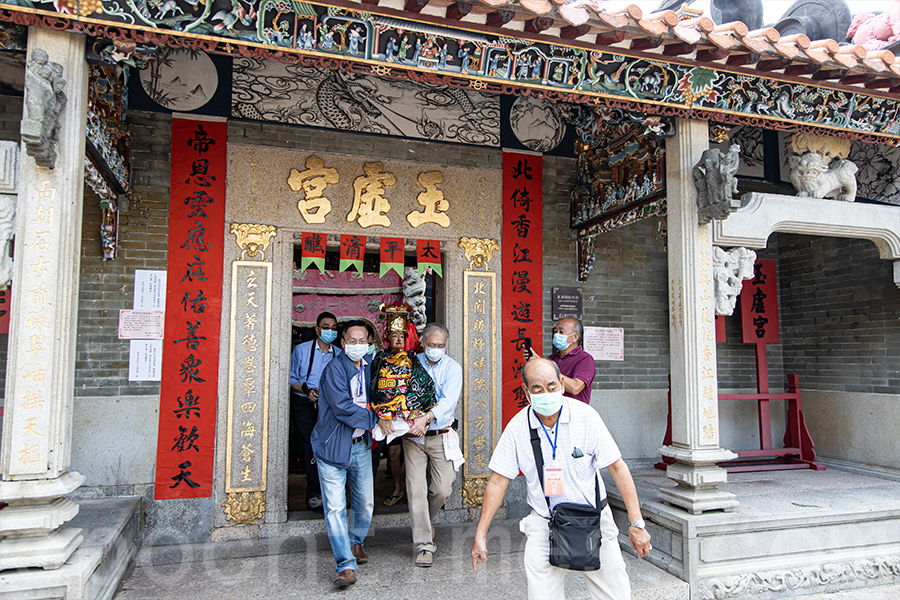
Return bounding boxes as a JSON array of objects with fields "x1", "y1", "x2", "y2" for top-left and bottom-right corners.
[
  {"x1": 519, "y1": 507, "x2": 632, "y2": 600},
  {"x1": 403, "y1": 436, "x2": 456, "y2": 552}
]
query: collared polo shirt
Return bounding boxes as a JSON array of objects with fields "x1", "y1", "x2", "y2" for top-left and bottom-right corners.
[
  {"x1": 350, "y1": 356, "x2": 369, "y2": 439},
  {"x1": 417, "y1": 352, "x2": 463, "y2": 430},
  {"x1": 549, "y1": 345, "x2": 596, "y2": 404},
  {"x1": 488, "y1": 398, "x2": 621, "y2": 519}
]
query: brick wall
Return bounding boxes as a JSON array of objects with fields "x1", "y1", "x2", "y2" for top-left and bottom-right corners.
[
  {"x1": 74, "y1": 111, "x2": 172, "y2": 397},
  {"x1": 777, "y1": 233, "x2": 900, "y2": 393}
]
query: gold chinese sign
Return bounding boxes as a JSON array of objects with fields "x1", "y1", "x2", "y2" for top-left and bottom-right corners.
[
  {"x1": 289, "y1": 156, "x2": 450, "y2": 229},
  {"x1": 6, "y1": 181, "x2": 58, "y2": 476},
  {"x1": 460, "y1": 238, "x2": 498, "y2": 507},
  {"x1": 223, "y1": 224, "x2": 275, "y2": 524},
  {"x1": 229, "y1": 146, "x2": 504, "y2": 241}
]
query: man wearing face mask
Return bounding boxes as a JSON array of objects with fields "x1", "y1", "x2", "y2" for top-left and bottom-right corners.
[
  {"x1": 471, "y1": 358, "x2": 651, "y2": 600},
  {"x1": 290, "y1": 311, "x2": 341, "y2": 510},
  {"x1": 404, "y1": 322, "x2": 463, "y2": 567},
  {"x1": 526, "y1": 317, "x2": 595, "y2": 404},
  {"x1": 312, "y1": 320, "x2": 388, "y2": 588}
]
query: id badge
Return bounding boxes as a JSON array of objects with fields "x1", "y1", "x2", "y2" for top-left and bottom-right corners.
[{"x1": 543, "y1": 466, "x2": 564, "y2": 497}]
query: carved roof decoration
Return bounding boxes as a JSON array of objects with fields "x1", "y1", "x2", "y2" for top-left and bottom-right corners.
[
  {"x1": 3, "y1": 0, "x2": 900, "y2": 142},
  {"x1": 341, "y1": 0, "x2": 900, "y2": 92}
]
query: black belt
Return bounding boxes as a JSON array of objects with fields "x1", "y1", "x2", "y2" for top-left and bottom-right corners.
[
  {"x1": 352, "y1": 436, "x2": 366, "y2": 445},
  {"x1": 424, "y1": 428, "x2": 449, "y2": 437}
]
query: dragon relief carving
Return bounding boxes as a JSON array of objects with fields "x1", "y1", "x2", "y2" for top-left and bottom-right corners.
[{"x1": 698, "y1": 555, "x2": 900, "y2": 600}]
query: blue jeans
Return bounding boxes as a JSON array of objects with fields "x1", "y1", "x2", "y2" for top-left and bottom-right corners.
[{"x1": 317, "y1": 441, "x2": 374, "y2": 573}]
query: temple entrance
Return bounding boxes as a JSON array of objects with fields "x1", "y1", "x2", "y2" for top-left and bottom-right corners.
[{"x1": 286, "y1": 239, "x2": 441, "y2": 517}]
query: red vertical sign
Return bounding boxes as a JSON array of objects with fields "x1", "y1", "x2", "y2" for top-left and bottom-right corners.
[
  {"x1": 740, "y1": 258, "x2": 779, "y2": 344},
  {"x1": 501, "y1": 152, "x2": 543, "y2": 429},
  {"x1": 154, "y1": 117, "x2": 227, "y2": 499}
]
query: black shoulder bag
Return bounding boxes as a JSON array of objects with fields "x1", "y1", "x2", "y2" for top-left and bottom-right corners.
[{"x1": 529, "y1": 408, "x2": 607, "y2": 571}]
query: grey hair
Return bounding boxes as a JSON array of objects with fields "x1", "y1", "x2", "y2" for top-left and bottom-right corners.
[
  {"x1": 421, "y1": 322, "x2": 449, "y2": 344},
  {"x1": 523, "y1": 359, "x2": 561, "y2": 387},
  {"x1": 561, "y1": 317, "x2": 584, "y2": 345}
]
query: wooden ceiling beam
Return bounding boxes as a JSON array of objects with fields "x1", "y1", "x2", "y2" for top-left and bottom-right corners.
[
  {"x1": 485, "y1": 9, "x2": 514, "y2": 28},
  {"x1": 404, "y1": 0, "x2": 428, "y2": 12},
  {"x1": 630, "y1": 38, "x2": 661, "y2": 52},
  {"x1": 445, "y1": 2, "x2": 472, "y2": 20},
  {"x1": 524, "y1": 17, "x2": 554, "y2": 34},
  {"x1": 695, "y1": 47, "x2": 731, "y2": 62},
  {"x1": 594, "y1": 31, "x2": 627, "y2": 46},
  {"x1": 560, "y1": 24, "x2": 591, "y2": 39},
  {"x1": 726, "y1": 52, "x2": 760, "y2": 67},
  {"x1": 662, "y1": 42, "x2": 696, "y2": 56}
]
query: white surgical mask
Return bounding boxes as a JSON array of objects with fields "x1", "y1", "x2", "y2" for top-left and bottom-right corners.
[
  {"x1": 344, "y1": 343, "x2": 368, "y2": 362},
  {"x1": 425, "y1": 347, "x2": 445, "y2": 362},
  {"x1": 552, "y1": 333, "x2": 570, "y2": 350},
  {"x1": 529, "y1": 389, "x2": 564, "y2": 416}
]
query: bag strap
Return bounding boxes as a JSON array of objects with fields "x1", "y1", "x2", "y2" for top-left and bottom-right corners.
[
  {"x1": 528, "y1": 407, "x2": 607, "y2": 514},
  {"x1": 305, "y1": 339, "x2": 317, "y2": 382}
]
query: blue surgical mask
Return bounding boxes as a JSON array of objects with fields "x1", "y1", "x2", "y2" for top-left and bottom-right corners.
[
  {"x1": 320, "y1": 329, "x2": 337, "y2": 344},
  {"x1": 344, "y1": 343, "x2": 368, "y2": 362},
  {"x1": 425, "y1": 347, "x2": 445, "y2": 363},
  {"x1": 552, "y1": 333, "x2": 570, "y2": 350},
  {"x1": 529, "y1": 389, "x2": 564, "y2": 416}
]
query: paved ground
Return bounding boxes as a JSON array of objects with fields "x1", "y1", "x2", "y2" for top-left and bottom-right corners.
[{"x1": 112, "y1": 517, "x2": 900, "y2": 600}]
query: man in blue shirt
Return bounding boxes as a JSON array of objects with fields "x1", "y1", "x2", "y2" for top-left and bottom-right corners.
[
  {"x1": 290, "y1": 311, "x2": 340, "y2": 510},
  {"x1": 404, "y1": 322, "x2": 463, "y2": 567},
  {"x1": 312, "y1": 320, "x2": 386, "y2": 588}
]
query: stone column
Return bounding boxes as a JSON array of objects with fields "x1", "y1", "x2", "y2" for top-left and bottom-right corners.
[
  {"x1": 658, "y1": 118, "x2": 738, "y2": 515},
  {"x1": 0, "y1": 28, "x2": 88, "y2": 570}
]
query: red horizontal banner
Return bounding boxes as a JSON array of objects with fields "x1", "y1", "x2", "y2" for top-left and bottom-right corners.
[{"x1": 154, "y1": 118, "x2": 227, "y2": 499}]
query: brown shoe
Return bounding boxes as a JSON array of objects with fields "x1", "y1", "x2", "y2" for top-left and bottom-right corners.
[
  {"x1": 351, "y1": 543, "x2": 369, "y2": 565},
  {"x1": 333, "y1": 569, "x2": 357, "y2": 588}
]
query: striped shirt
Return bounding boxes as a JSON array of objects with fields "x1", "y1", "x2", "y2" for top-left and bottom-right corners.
[{"x1": 488, "y1": 398, "x2": 621, "y2": 519}]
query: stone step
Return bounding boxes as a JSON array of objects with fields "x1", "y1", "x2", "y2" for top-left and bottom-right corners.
[
  {"x1": 117, "y1": 518, "x2": 689, "y2": 600},
  {"x1": 0, "y1": 497, "x2": 141, "y2": 600}
]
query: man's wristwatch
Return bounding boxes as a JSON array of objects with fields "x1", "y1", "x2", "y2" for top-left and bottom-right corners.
[{"x1": 629, "y1": 518, "x2": 646, "y2": 529}]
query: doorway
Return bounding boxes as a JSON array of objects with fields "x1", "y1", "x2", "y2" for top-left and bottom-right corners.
[{"x1": 286, "y1": 239, "x2": 439, "y2": 518}]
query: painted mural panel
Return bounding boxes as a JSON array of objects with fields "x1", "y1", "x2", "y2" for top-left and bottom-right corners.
[{"x1": 232, "y1": 58, "x2": 500, "y2": 146}]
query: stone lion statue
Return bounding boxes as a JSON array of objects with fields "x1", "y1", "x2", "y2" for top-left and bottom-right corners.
[{"x1": 788, "y1": 152, "x2": 858, "y2": 202}]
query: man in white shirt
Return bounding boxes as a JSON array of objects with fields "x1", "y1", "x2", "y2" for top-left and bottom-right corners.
[
  {"x1": 404, "y1": 322, "x2": 462, "y2": 568},
  {"x1": 471, "y1": 358, "x2": 651, "y2": 600}
]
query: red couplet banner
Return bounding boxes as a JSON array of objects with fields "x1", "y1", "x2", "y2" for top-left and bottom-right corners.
[
  {"x1": 501, "y1": 152, "x2": 543, "y2": 429},
  {"x1": 740, "y1": 258, "x2": 780, "y2": 344},
  {"x1": 154, "y1": 117, "x2": 227, "y2": 499}
]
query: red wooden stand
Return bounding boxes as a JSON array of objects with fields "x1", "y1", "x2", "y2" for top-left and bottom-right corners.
[{"x1": 656, "y1": 342, "x2": 824, "y2": 473}]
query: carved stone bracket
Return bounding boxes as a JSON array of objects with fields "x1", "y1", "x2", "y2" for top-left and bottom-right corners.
[
  {"x1": 21, "y1": 48, "x2": 67, "y2": 170},
  {"x1": 713, "y1": 192, "x2": 900, "y2": 288},
  {"x1": 461, "y1": 476, "x2": 487, "y2": 507},
  {"x1": 221, "y1": 491, "x2": 267, "y2": 525},
  {"x1": 712, "y1": 247, "x2": 757, "y2": 316},
  {"x1": 459, "y1": 237, "x2": 499, "y2": 272},
  {"x1": 230, "y1": 223, "x2": 277, "y2": 260},
  {"x1": 693, "y1": 144, "x2": 741, "y2": 224}
]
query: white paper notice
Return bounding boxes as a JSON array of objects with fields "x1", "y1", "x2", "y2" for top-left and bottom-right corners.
[
  {"x1": 119, "y1": 310, "x2": 165, "y2": 339},
  {"x1": 584, "y1": 326, "x2": 625, "y2": 361},
  {"x1": 129, "y1": 339, "x2": 163, "y2": 381},
  {"x1": 134, "y1": 270, "x2": 167, "y2": 310}
]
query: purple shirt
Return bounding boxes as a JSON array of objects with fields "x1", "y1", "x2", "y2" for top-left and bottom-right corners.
[{"x1": 549, "y1": 345, "x2": 595, "y2": 404}]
